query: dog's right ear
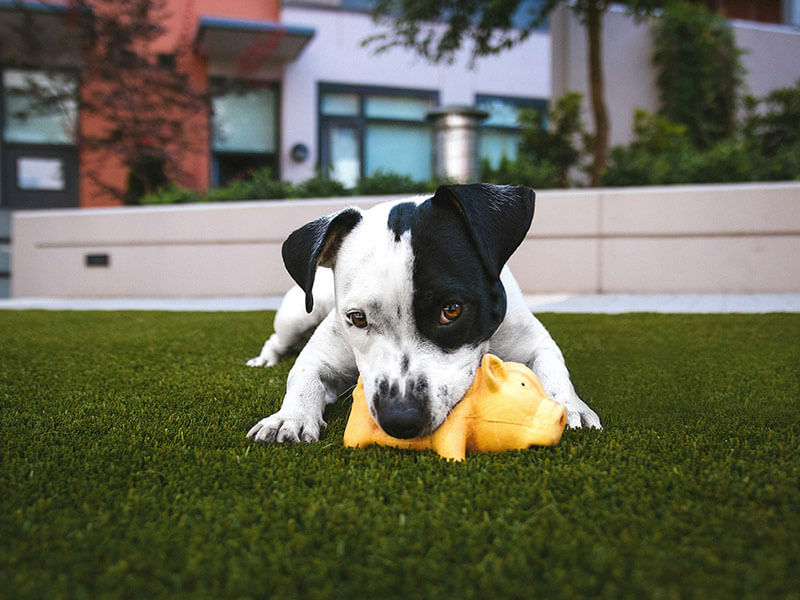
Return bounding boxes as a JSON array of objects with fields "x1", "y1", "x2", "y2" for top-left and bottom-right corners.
[{"x1": 282, "y1": 208, "x2": 362, "y2": 313}]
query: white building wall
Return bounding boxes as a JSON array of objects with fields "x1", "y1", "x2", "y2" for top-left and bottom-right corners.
[
  {"x1": 280, "y1": 5, "x2": 551, "y2": 182},
  {"x1": 551, "y1": 4, "x2": 800, "y2": 148},
  {"x1": 12, "y1": 183, "x2": 800, "y2": 298}
]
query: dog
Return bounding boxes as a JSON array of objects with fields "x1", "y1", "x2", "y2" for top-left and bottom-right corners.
[{"x1": 246, "y1": 183, "x2": 601, "y2": 444}]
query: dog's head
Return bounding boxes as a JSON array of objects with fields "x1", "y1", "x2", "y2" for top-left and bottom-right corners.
[{"x1": 282, "y1": 183, "x2": 535, "y2": 438}]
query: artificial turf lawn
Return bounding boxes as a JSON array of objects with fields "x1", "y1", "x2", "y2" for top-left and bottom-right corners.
[{"x1": 0, "y1": 311, "x2": 798, "y2": 599}]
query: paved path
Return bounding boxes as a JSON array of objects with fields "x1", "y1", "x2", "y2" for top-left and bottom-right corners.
[{"x1": 1, "y1": 294, "x2": 799, "y2": 313}]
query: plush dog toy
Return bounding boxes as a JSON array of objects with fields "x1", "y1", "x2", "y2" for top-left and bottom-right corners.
[{"x1": 343, "y1": 354, "x2": 567, "y2": 461}]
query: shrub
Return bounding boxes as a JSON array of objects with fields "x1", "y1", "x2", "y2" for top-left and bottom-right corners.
[
  {"x1": 652, "y1": 1, "x2": 744, "y2": 149},
  {"x1": 603, "y1": 100, "x2": 800, "y2": 187},
  {"x1": 481, "y1": 155, "x2": 561, "y2": 189},
  {"x1": 602, "y1": 109, "x2": 693, "y2": 186},
  {"x1": 292, "y1": 175, "x2": 350, "y2": 198},
  {"x1": 140, "y1": 184, "x2": 201, "y2": 205},
  {"x1": 481, "y1": 92, "x2": 591, "y2": 188},
  {"x1": 355, "y1": 170, "x2": 434, "y2": 195},
  {"x1": 744, "y1": 79, "x2": 800, "y2": 158},
  {"x1": 245, "y1": 167, "x2": 297, "y2": 200}
]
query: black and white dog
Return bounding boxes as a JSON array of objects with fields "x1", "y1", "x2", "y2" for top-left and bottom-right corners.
[{"x1": 246, "y1": 183, "x2": 601, "y2": 444}]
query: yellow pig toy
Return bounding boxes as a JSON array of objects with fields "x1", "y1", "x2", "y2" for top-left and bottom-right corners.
[{"x1": 343, "y1": 354, "x2": 567, "y2": 461}]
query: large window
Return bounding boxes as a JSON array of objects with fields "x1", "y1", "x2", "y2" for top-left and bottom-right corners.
[
  {"x1": 211, "y1": 81, "x2": 278, "y2": 186},
  {"x1": 476, "y1": 95, "x2": 547, "y2": 169},
  {"x1": 1, "y1": 69, "x2": 79, "y2": 208},
  {"x1": 319, "y1": 84, "x2": 437, "y2": 188}
]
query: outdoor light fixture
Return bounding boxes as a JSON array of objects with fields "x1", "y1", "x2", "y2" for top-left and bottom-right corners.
[{"x1": 290, "y1": 143, "x2": 309, "y2": 163}]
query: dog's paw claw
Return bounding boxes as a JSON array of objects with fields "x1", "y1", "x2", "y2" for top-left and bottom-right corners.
[
  {"x1": 566, "y1": 409, "x2": 603, "y2": 430},
  {"x1": 246, "y1": 355, "x2": 277, "y2": 368},
  {"x1": 247, "y1": 413, "x2": 325, "y2": 444}
]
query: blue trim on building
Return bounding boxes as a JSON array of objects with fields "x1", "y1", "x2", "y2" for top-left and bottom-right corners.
[
  {"x1": 196, "y1": 15, "x2": 315, "y2": 40},
  {"x1": 0, "y1": 0, "x2": 89, "y2": 15}
]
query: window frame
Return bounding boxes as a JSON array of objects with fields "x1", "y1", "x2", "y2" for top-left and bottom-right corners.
[
  {"x1": 209, "y1": 78, "x2": 281, "y2": 187},
  {"x1": 2, "y1": 67, "x2": 80, "y2": 147},
  {"x1": 475, "y1": 93, "x2": 548, "y2": 168},
  {"x1": 1, "y1": 67, "x2": 81, "y2": 208},
  {"x1": 318, "y1": 82, "x2": 439, "y2": 186}
]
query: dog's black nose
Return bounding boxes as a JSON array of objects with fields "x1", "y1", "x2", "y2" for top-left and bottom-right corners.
[
  {"x1": 374, "y1": 377, "x2": 428, "y2": 439},
  {"x1": 377, "y1": 403, "x2": 424, "y2": 439}
]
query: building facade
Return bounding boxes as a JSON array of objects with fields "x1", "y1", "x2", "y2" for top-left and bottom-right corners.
[
  {"x1": 0, "y1": 0, "x2": 551, "y2": 209},
  {"x1": 551, "y1": 0, "x2": 800, "y2": 149}
]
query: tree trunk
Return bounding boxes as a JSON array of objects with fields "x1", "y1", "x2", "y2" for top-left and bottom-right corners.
[{"x1": 585, "y1": 0, "x2": 609, "y2": 186}]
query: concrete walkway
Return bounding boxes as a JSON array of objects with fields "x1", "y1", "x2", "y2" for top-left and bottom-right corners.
[{"x1": 1, "y1": 294, "x2": 799, "y2": 313}]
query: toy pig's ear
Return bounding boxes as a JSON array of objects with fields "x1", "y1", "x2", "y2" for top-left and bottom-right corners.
[
  {"x1": 282, "y1": 207, "x2": 362, "y2": 313},
  {"x1": 432, "y1": 183, "x2": 535, "y2": 279},
  {"x1": 481, "y1": 354, "x2": 506, "y2": 393}
]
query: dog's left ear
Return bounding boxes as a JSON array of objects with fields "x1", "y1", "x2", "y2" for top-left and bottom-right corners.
[
  {"x1": 433, "y1": 183, "x2": 535, "y2": 279},
  {"x1": 282, "y1": 207, "x2": 363, "y2": 313}
]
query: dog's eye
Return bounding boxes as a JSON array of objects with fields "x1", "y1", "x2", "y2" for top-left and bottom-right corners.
[
  {"x1": 439, "y1": 303, "x2": 462, "y2": 324},
  {"x1": 347, "y1": 310, "x2": 368, "y2": 329}
]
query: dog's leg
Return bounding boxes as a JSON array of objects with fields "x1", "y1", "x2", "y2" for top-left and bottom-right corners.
[
  {"x1": 247, "y1": 312, "x2": 357, "y2": 443},
  {"x1": 247, "y1": 269, "x2": 335, "y2": 367},
  {"x1": 492, "y1": 271, "x2": 602, "y2": 429},
  {"x1": 525, "y1": 325, "x2": 601, "y2": 429}
]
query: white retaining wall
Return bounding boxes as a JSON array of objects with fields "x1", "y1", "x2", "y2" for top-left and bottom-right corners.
[{"x1": 11, "y1": 182, "x2": 800, "y2": 298}]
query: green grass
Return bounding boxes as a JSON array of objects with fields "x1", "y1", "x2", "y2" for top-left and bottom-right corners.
[{"x1": 1, "y1": 311, "x2": 798, "y2": 599}]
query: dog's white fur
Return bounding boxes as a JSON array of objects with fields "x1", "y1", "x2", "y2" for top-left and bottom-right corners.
[{"x1": 247, "y1": 198, "x2": 601, "y2": 444}]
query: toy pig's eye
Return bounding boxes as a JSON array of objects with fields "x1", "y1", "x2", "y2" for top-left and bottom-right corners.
[
  {"x1": 439, "y1": 303, "x2": 462, "y2": 325},
  {"x1": 347, "y1": 310, "x2": 368, "y2": 329}
]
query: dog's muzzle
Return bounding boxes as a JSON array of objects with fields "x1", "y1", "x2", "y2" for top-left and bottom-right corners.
[{"x1": 373, "y1": 376, "x2": 430, "y2": 439}]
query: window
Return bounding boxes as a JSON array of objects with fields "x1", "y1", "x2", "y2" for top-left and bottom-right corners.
[
  {"x1": 1, "y1": 69, "x2": 80, "y2": 208},
  {"x1": 3, "y1": 70, "x2": 78, "y2": 145},
  {"x1": 319, "y1": 84, "x2": 438, "y2": 188},
  {"x1": 476, "y1": 95, "x2": 547, "y2": 169},
  {"x1": 16, "y1": 157, "x2": 65, "y2": 191},
  {"x1": 211, "y1": 81, "x2": 278, "y2": 186}
]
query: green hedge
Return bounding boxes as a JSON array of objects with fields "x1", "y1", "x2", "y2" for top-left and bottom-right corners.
[
  {"x1": 482, "y1": 79, "x2": 800, "y2": 189},
  {"x1": 602, "y1": 80, "x2": 800, "y2": 187},
  {"x1": 140, "y1": 169, "x2": 442, "y2": 205}
]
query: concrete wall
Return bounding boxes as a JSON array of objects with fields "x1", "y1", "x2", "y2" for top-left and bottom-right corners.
[
  {"x1": 280, "y1": 4, "x2": 551, "y2": 183},
  {"x1": 551, "y1": 5, "x2": 800, "y2": 148},
  {"x1": 12, "y1": 182, "x2": 800, "y2": 298}
]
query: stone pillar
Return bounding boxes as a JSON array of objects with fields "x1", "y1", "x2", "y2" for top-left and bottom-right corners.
[{"x1": 426, "y1": 105, "x2": 488, "y2": 183}]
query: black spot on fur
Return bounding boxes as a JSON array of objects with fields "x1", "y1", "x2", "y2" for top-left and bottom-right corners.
[
  {"x1": 387, "y1": 202, "x2": 417, "y2": 242},
  {"x1": 401, "y1": 354, "x2": 410, "y2": 375}
]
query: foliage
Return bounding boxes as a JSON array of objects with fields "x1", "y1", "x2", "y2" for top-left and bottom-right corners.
[
  {"x1": 602, "y1": 83, "x2": 800, "y2": 186},
  {"x1": 126, "y1": 156, "x2": 171, "y2": 204},
  {"x1": 355, "y1": 170, "x2": 436, "y2": 195},
  {"x1": 366, "y1": 0, "x2": 662, "y2": 63},
  {"x1": 365, "y1": 0, "x2": 665, "y2": 187},
  {"x1": 6, "y1": 0, "x2": 210, "y2": 204},
  {"x1": 482, "y1": 92, "x2": 591, "y2": 188},
  {"x1": 75, "y1": 0, "x2": 208, "y2": 202},
  {"x1": 744, "y1": 79, "x2": 800, "y2": 158},
  {"x1": 601, "y1": 109, "x2": 694, "y2": 186},
  {"x1": 140, "y1": 168, "x2": 443, "y2": 205},
  {"x1": 140, "y1": 184, "x2": 202, "y2": 205},
  {"x1": 652, "y1": 1, "x2": 744, "y2": 149},
  {"x1": 294, "y1": 175, "x2": 349, "y2": 198}
]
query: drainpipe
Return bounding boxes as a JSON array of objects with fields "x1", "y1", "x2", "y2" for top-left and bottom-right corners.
[{"x1": 426, "y1": 105, "x2": 488, "y2": 183}]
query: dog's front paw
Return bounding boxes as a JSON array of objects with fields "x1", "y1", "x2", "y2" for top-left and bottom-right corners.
[
  {"x1": 246, "y1": 334, "x2": 284, "y2": 368},
  {"x1": 557, "y1": 393, "x2": 602, "y2": 430},
  {"x1": 246, "y1": 411, "x2": 326, "y2": 443},
  {"x1": 566, "y1": 407, "x2": 602, "y2": 430},
  {"x1": 246, "y1": 354, "x2": 277, "y2": 368}
]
